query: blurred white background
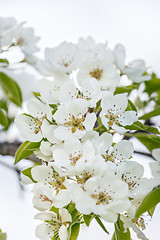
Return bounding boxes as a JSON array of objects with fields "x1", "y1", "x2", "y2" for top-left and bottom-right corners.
[{"x1": 0, "y1": 0, "x2": 160, "y2": 239}]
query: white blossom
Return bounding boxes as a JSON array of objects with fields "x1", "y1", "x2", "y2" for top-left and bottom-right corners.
[
  {"x1": 31, "y1": 166, "x2": 71, "y2": 208},
  {"x1": 100, "y1": 92, "x2": 138, "y2": 133},
  {"x1": 35, "y1": 209, "x2": 72, "y2": 240},
  {"x1": 70, "y1": 165, "x2": 130, "y2": 222},
  {"x1": 53, "y1": 99, "x2": 96, "y2": 140}
]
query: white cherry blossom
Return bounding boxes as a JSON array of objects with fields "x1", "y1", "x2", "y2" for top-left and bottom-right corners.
[
  {"x1": 51, "y1": 137, "x2": 96, "y2": 172},
  {"x1": 78, "y1": 36, "x2": 108, "y2": 60},
  {"x1": 117, "y1": 161, "x2": 153, "y2": 198},
  {"x1": 77, "y1": 58, "x2": 120, "y2": 92},
  {"x1": 100, "y1": 92, "x2": 138, "y2": 133},
  {"x1": 32, "y1": 183, "x2": 54, "y2": 211},
  {"x1": 35, "y1": 209, "x2": 72, "y2": 240},
  {"x1": 150, "y1": 148, "x2": 160, "y2": 181},
  {"x1": 15, "y1": 99, "x2": 52, "y2": 142},
  {"x1": 31, "y1": 165, "x2": 71, "y2": 208},
  {"x1": 70, "y1": 166, "x2": 130, "y2": 222},
  {"x1": 35, "y1": 42, "x2": 78, "y2": 78},
  {"x1": 113, "y1": 44, "x2": 151, "y2": 83},
  {"x1": 53, "y1": 99, "x2": 96, "y2": 140}
]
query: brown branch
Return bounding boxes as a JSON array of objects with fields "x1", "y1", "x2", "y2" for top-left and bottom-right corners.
[
  {"x1": 0, "y1": 141, "x2": 40, "y2": 163},
  {"x1": 134, "y1": 150, "x2": 153, "y2": 159}
]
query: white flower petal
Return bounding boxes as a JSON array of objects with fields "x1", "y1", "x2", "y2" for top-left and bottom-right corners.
[
  {"x1": 53, "y1": 191, "x2": 71, "y2": 208},
  {"x1": 83, "y1": 112, "x2": 96, "y2": 131},
  {"x1": 118, "y1": 111, "x2": 138, "y2": 126},
  {"x1": 152, "y1": 148, "x2": 160, "y2": 161},
  {"x1": 59, "y1": 208, "x2": 72, "y2": 223},
  {"x1": 59, "y1": 225, "x2": 68, "y2": 240},
  {"x1": 31, "y1": 165, "x2": 53, "y2": 182}
]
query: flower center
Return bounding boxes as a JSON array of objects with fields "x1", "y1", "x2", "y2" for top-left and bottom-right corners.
[
  {"x1": 104, "y1": 109, "x2": 119, "y2": 127},
  {"x1": 122, "y1": 174, "x2": 137, "y2": 191},
  {"x1": 77, "y1": 171, "x2": 92, "y2": 185},
  {"x1": 133, "y1": 217, "x2": 146, "y2": 230},
  {"x1": 39, "y1": 194, "x2": 52, "y2": 203},
  {"x1": 90, "y1": 68, "x2": 103, "y2": 80},
  {"x1": 59, "y1": 57, "x2": 73, "y2": 68},
  {"x1": 101, "y1": 153, "x2": 115, "y2": 162},
  {"x1": 65, "y1": 115, "x2": 84, "y2": 133},
  {"x1": 70, "y1": 154, "x2": 82, "y2": 166},
  {"x1": 91, "y1": 191, "x2": 112, "y2": 205},
  {"x1": 34, "y1": 119, "x2": 42, "y2": 134},
  {"x1": 17, "y1": 37, "x2": 25, "y2": 46},
  {"x1": 49, "y1": 175, "x2": 66, "y2": 194}
]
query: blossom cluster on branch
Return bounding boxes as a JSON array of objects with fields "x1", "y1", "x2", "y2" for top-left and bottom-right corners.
[
  {"x1": 0, "y1": 17, "x2": 160, "y2": 240},
  {"x1": 15, "y1": 36, "x2": 160, "y2": 240}
]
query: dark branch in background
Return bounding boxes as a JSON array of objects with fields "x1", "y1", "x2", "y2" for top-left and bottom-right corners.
[
  {"x1": 0, "y1": 141, "x2": 155, "y2": 162},
  {"x1": 134, "y1": 151, "x2": 152, "y2": 158},
  {"x1": 0, "y1": 141, "x2": 40, "y2": 163}
]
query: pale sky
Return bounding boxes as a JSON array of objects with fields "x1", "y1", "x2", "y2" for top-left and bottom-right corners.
[{"x1": 0, "y1": 0, "x2": 160, "y2": 239}]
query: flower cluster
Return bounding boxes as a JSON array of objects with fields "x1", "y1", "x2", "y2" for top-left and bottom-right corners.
[
  {"x1": 16, "y1": 38, "x2": 156, "y2": 240},
  {"x1": 0, "y1": 16, "x2": 39, "y2": 67}
]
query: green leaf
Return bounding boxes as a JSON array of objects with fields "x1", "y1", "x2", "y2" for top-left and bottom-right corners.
[
  {"x1": 0, "y1": 72, "x2": 22, "y2": 106},
  {"x1": 126, "y1": 100, "x2": 137, "y2": 112},
  {"x1": 69, "y1": 223, "x2": 80, "y2": 240},
  {"x1": 66, "y1": 203, "x2": 76, "y2": 214},
  {"x1": 0, "y1": 109, "x2": 8, "y2": 127},
  {"x1": 50, "y1": 205, "x2": 59, "y2": 215},
  {"x1": 51, "y1": 235, "x2": 58, "y2": 240},
  {"x1": 144, "y1": 73, "x2": 160, "y2": 96},
  {"x1": 21, "y1": 167, "x2": 36, "y2": 183},
  {"x1": 15, "y1": 141, "x2": 40, "y2": 164},
  {"x1": 115, "y1": 84, "x2": 138, "y2": 95},
  {"x1": 0, "y1": 58, "x2": 9, "y2": 67},
  {"x1": 114, "y1": 217, "x2": 131, "y2": 240},
  {"x1": 139, "y1": 107, "x2": 160, "y2": 120},
  {"x1": 83, "y1": 214, "x2": 94, "y2": 227},
  {"x1": 95, "y1": 216, "x2": 109, "y2": 234},
  {"x1": 148, "y1": 206, "x2": 156, "y2": 217},
  {"x1": 0, "y1": 229, "x2": 6, "y2": 240},
  {"x1": 133, "y1": 133, "x2": 160, "y2": 152},
  {"x1": 135, "y1": 187, "x2": 160, "y2": 218},
  {"x1": 111, "y1": 233, "x2": 116, "y2": 240},
  {"x1": 125, "y1": 121, "x2": 160, "y2": 134},
  {"x1": 71, "y1": 209, "x2": 79, "y2": 221},
  {"x1": 0, "y1": 99, "x2": 8, "y2": 111}
]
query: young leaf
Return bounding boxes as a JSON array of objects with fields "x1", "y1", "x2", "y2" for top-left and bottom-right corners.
[
  {"x1": 139, "y1": 107, "x2": 160, "y2": 120},
  {"x1": 0, "y1": 58, "x2": 9, "y2": 65},
  {"x1": 125, "y1": 121, "x2": 160, "y2": 134},
  {"x1": 144, "y1": 73, "x2": 160, "y2": 96},
  {"x1": 50, "y1": 205, "x2": 59, "y2": 215},
  {"x1": 0, "y1": 229, "x2": 6, "y2": 240},
  {"x1": 69, "y1": 223, "x2": 80, "y2": 240},
  {"x1": 83, "y1": 214, "x2": 94, "y2": 227},
  {"x1": 95, "y1": 216, "x2": 109, "y2": 234},
  {"x1": 0, "y1": 109, "x2": 8, "y2": 127},
  {"x1": 15, "y1": 141, "x2": 40, "y2": 164},
  {"x1": 115, "y1": 84, "x2": 138, "y2": 95},
  {"x1": 111, "y1": 232, "x2": 116, "y2": 240},
  {"x1": 21, "y1": 167, "x2": 36, "y2": 183},
  {"x1": 126, "y1": 100, "x2": 137, "y2": 112},
  {"x1": 114, "y1": 217, "x2": 131, "y2": 240},
  {"x1": 67, "y1": 203, "x2": 76, "y2": 214},
  {"x1": 0, "y1": 72, "x2": 22, "y2": 106},
  {"x1": 0, "y1": 99, "x2": 8, "y2": 111},
  {"x1": 133, "y1": 133, "x2": 160, "y2": 152},
  {"x1": 135, "y1": 186, "x2": 160, "y2": 218},
  {"x1": 148, "y1": 206, "x2": 156, "y2": 217}
]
